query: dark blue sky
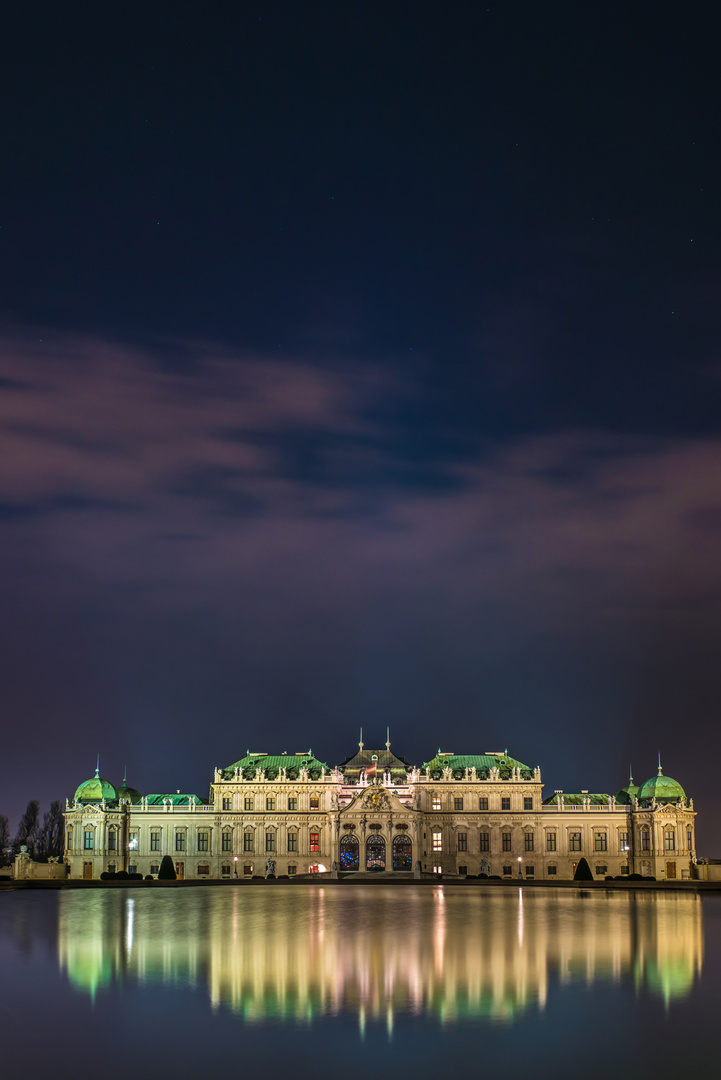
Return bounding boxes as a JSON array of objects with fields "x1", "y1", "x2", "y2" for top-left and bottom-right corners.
[{"x1": 1, "y1": 3, "x2": 720, "y2": 846}]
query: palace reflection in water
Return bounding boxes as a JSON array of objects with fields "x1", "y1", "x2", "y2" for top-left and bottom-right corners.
[{"x1": 57, "y1": 887, "x2": 703, "y2": 1028}]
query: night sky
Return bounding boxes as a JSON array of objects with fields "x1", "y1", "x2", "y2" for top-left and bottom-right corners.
[{"x1": 1, "y1": 4, "x2": 720, "y2": 846}]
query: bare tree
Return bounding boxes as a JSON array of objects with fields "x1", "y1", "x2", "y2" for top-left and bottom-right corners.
[
  {"x1": 36, "y1": 801, "x2": 65, "y2": 861},
  {"x1": 13, "y1": 800, "x2": 40, "y2": 858},
  {"x1": 0, "y1": 815, "x2": 10, "y2": 867}
]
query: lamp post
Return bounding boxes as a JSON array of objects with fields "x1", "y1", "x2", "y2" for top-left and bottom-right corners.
[
  {"x1": 517, "y1": 856, "x2": 523, "y2": 880},
  {"x1": 233, "y1": 856, "x2": 238, "y2": 878}
]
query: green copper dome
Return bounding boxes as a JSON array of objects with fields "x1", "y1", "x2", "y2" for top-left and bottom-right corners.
[
  {"x1": 116, "y1": 775, "x2": 142, "y2": 804},
  {"x1": 73, "y1": 766, "x2": 118, "y2": 804},
  {"x1": 615, "y1": 772, "x2": 640, "y2": 805},
  {"x1": 637, "y1": 764, "x2": 685, "y2": 805}
]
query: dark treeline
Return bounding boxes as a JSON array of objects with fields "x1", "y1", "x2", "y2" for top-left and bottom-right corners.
[{"x1": 0, "y1": 800, "x2": 64, "y2": 866}]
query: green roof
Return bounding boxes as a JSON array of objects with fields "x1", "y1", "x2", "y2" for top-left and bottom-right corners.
[
  {"x1": 223, "y1": 751, "x2": 330, "y2": 780},
  {"x1": 73, "y1": 768, "x2": 118, "y2": 804},
  {"x1": 338, "y1": 748, "x2": 412, "y2": 774},
  {"x1": 116, "y1": 776, "x2": 142, "y2": 804},
  {"x1": 542, "y1": 792, "x2": 610, "y2": 806},
  {"x1": 422, "y1": 752, "x2": 534, "y2": 778},
  {"x1": 637, "y1": 767, "x2": 686, "y2": 804},
  {"x1": 145, "y1": 793, "x2": 205, "y2": 806},
  {"x1": 615, "y1": 774, "x2": 640, "y2": 805}
]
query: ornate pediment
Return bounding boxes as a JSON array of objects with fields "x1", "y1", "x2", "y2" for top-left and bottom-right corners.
[{"x1": 341, "y1": 785, "x2": 413, "y2": 815}]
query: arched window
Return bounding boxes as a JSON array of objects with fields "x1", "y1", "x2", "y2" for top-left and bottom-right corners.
[
  {"x1": 392, "y1": 834, "x2": 412, "y2": 871},
  {"x1": 366, "y1": 834, "x2": 386, "y2": 871},
  {"x1": 340, "y1": 833, "x2": 359, "y2": 870}
]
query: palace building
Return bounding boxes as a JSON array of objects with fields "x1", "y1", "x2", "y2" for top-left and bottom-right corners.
[{"x1": 63, "y1": 739, "x2": 697, "y2": 881}]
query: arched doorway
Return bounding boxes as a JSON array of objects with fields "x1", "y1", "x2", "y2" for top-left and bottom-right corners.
[
  {"x1": 340, "y1": 834, "x2": 359, "y2": 870},
  {"x1": 392, "y1": 834, "x2": 412, "y2": 871},
  {"x1": 366, "y1": 835, "x2": 386, "y2": 871}
]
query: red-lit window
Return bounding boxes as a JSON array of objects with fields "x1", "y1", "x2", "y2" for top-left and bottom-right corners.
[{"x1": 310, "y1": 832, "x2": 319, "y2": 852}]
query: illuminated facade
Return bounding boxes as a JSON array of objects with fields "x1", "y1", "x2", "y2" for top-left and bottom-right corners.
[{"x1": 63, "y1": 742, "x2": 697, "y2": 882}]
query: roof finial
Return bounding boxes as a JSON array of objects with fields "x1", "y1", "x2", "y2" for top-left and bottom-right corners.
[
  {"x1": 95, "y1": 753, "x2": 100, "y2": 778},
  {"x1": 629, "y1": 763, "x2": 634, "y2": 783},
  {"x1": 123, "y1": 764, "x2": 127, "y2": 785},
  {"x1": 359, "y1": 727, "x2": 364, "y2": 750},
  {"x1": 658, "y1": 751, "x2": 663, "y2": 776},
  {"x1": 386, "y1": 727, "x2": 391, "y2": 751}
]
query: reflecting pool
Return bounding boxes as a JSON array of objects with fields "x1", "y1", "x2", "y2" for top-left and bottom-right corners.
[{"x1": 1, "y1": 885, "x2": 720, "y2": 1079}]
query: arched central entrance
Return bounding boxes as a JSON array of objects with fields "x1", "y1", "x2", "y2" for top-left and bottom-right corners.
[
  {"x1": 366, "y1": 834, "x2": 386, "y2": 871},
  {"x1": 340, "y1": 834, "x2": 359, "y2": 870},
  {"x1": 392, "y1": 834, "x2": 412, "y2": 871}
]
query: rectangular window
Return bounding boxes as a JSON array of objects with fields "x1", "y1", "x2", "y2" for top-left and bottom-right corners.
[
  {"x1": 524, "y1": 797, "x2": 533, "y2": 810},
  {"x1": 432, "y1": 797, "x2": 441, "y2": 811},
  {"x1": 457, "y1": 832, "x2": 467, "y2": 852},
  {"x1": 288, "y1": 865, "x2": 297, "y2": 876},
  {"x1": 243, "y1": 864, "x2": 253, "y2": 876},
  {"x1": 432, "y1": 830, "x2": 442, "y2": 852},
  {"x1": 222, "y1": 833, "x2": 232, "y2": 851},
  {"x1": 221, "y1": 865, "x2": 231, "y2": 877},
  {"x1": 525, "y1": 866, "x2": 534, "y2": 877},
  {"x1": 479, "y1": 832, "x2": 490, "y2": 852},
  {"x1": 501, "y1": 797, "x2": 511, "y2": 811},
  {"x1": 621, "y1": 865, "x2": 629, "y2": 875},
  {"x1": 664, "y1": 830, "x2": 675, "y2": 851},
  {"x1": 546, "y1": 832, "x2": 556, "y2": 852},
  {"x1": 433, "y1": 865, "x2": 442, "y2": 875},
  {"x1": 642, "y1": 830, "x2": 650, "y2": 851},
  {"x1": 547, "y1": 865, "x2": 557, "y2": 876},
  {"x1": 197, "y1": 831, "x2": 209, "y2": 852},
  {"x1": 265, "y1": 832, "x2": 275, "y2": 852},
  {"x1": 502, "y1": 865, "x2": 512, "y2": 876},
  {"x1": 502, "y1": 832, "x2": 512, "y2": 852},
  {"x1": 595, "y1": 833, "x2": 607, "y2": 852},
  {"x1": 310, "y1": 832, "x2": 319, "y2": 852},
  {"x1": 175, "y1": 832, "x2": 186, "y2": 852},
  {"x1": 288, "y1": 797, "x2": 298, "y2": 811},
  {"x1": 128, "y1": 831, "x2": 139, "y2": 851},
  {"x1": 84, "y1": 830, "x2": 94, "y2": 851},
  {"x1": 150, "y1": 864, "x2": 159, "y2": 875},
  {"x1": 108, "y1": 829, "x2": 117, "y2": 851},
  {"x1": 197, "y1": 865, "x2": 210, "y2": 876},
  {"x1": 67, "y1": 827, "x2": 73, "y2": 849},
  {"x1": 687, "y1": 830, "x2": 693, "y2": 850},
  {"x1": 310, "y1": 797, "x2": 319, "y2": 810},
  {"x1": 244, "y1": 797, "x2": 254, "y2": 811},
  {"x1": 454, "y1": 797, "x2": 463, "y2": 810},
  {"x1": 243, "y1": 833, "x2": 254, "y2": 852},
  {"x1": 128, "y1": 865, "x2": 137, "y2": 876},
  {"x1": 620, "y1": 831, "x2": 629, "y2": 851},
  {"x1": 479, "y1": 797, "x2": 488, "y2": 811},
  {"x1": 525, "y1": 833, "x2": 534, "y2": 852},
  {"x1": 222, "y1": 797, "x2": 232, "y2": 811},
  {"x1": 595, "y1": 865, "x2": 608, "y2": 876},
  {"x1": 569, "y1": 832, "x2": 581, "y2": 852},
  {"x1": 287, "y1": 833, "x2": 297, "y2": 852},
  {"x1": 266, "y1": 798, "x2": 275, "y2": 811},
  {"x1": 459, "y1": 865, "x2": 467, "y2": 875},
  {"x1": 150, "y1": 831, "x2": 160, "y2": 851}
]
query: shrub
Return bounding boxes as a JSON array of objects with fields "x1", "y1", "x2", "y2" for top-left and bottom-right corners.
[
  {"x1": 573, "y1": 858, "x2": 594, "y2": 881},
  {"x1": 145, "y1": 875, "x2": 154, "y2": 881},
  {"x1": 158, "y1": 856, "x2": 176, "y2": 880}
]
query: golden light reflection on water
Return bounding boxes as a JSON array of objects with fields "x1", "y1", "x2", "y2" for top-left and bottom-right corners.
[{"x1": 57, "y1": 886, "x2": 703, "y2": 1024}]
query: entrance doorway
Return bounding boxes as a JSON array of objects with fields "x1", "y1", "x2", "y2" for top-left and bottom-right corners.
[
  {"x1": 392, "y1": 835, "x2": 412, "y2": 871},
  {"x1": 666, "y1": 861, "x2": 677, "y2": 879},
  {"x1": 175, "y1": 861, "x2": 185, "y2": 879},
  {"x1": 340, "y1": 834, "x2": 359, "y2": 870},
  {"x1": 366, "y1": 835, "x2": 386, "y2": 871},
  {"x1": 83, "y1": 862, "x2": 93, "y2": 879}
]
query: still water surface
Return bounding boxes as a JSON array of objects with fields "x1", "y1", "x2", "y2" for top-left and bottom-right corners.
[{"x1": 1, "y1": 885, "x2": 719, "y2": 1079}]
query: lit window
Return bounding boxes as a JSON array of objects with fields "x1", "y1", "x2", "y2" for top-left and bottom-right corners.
[
  {"x1": 244, "y1": 797, "x2": 254, "y2": 811},
  {"x1": 524, "y1": 797, "x2": 533, "y2": 810},
  {"x1": 432, "y1": 830, "x2": 442, "y2": 852},
  {"x1": 128, "y1": 831, "x2": 139, "y2": 851},
  {"x1": 502, "y1": 832, "x2": 511, "y2": 852},
  {"x1": 479, "y1": 832, "x2": 490, "y2": 851},
  {"x1": 197, "y1": 831, "x2": 209, "y2": 852},
  {"x1": 664, "y1": 829, "x2": 675, "y2": 851},
  {"x1": 150, "y1": 831, "x2": 160, "y2": 851},
  {"x1": 84, "y1": 830, "x2": 94, "y2": 851},
  {"x1": 501, "y1": 797, "x2": 511, "y2": 811},
  {"x1": 479, "y1": 797, "x2": 488, "y2": 811},
  {"x1": 620, "y1": 831, "x2": 629, "y2": 850},
  {"x1": 222, "y1": 832, "x2": 232, "y2": 851},
  {"x1": 569, "y1": 832, "x2": 581, "y2": 852},
  {"x1": 265, "y1": 832, "x2": 275, "y2": 852},
  {"x1": 454, "y1": 797, "x2": 463, "y2": 810},
  {"x1": 310, "y1": 832, "x2": 319, "y2": 852},
  {"x1": 266, "y1": 798, "x2": 275, "y2": 811},
  {"x1": 546, "y1": 832, "x2": 556, "y2": 852},
  {"x1": 310, "y1": 797, "x2": 319, "y2": 810},
  {"x1": 433, "y1": 865, "x2": 442, "y2": 875},
  {"x1": 287, "y1": 832, "x2": 297, "y2": 852},
  {"x1": 525, "y1": 833, "x2": 534, "y2": 852},
  {"x1": 222, "y1": 797, "x2": 232, "y2": 811},
  {"x1": 244, "y1": 832, "x2": 254, "y2": 852},
  {"x1": 243, "y1": 864, "x2": 253, "y2": 875},
  {"x1": 288, "y1": 797, "x2": 298, "y2": 811},
  {"x1": 595, "y1": 833, "x2": 607, "y2": 852},
  {"x1": 432, "y1": 797, "x2": 441, "y2": 811},
  {"x1": 457, "y1": 832, "x2": 467, "y2": 852},
  {"x1": 175, "y1": 832, "x2": 186, "y2": 852}
]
